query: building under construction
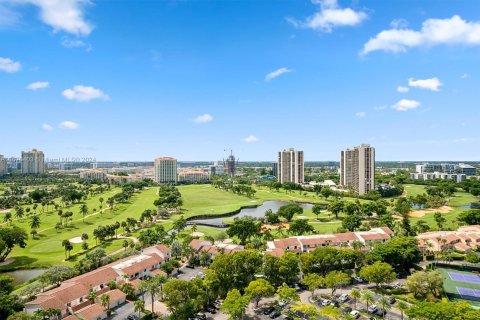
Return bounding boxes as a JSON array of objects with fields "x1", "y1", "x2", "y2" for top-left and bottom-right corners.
[{"x1": 223, "y1": 150, "x2": 238, "y2": 177}]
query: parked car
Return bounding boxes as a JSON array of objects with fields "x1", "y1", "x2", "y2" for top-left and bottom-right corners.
[
  {"x1": 387, "y1": 297, "x2": 396, "y2": 304},
  {"x1": 204, "y1": 305, "x2": 217, "y2": 314},
  {"x1": 269, "y1": 310, "x2": 281, "y2": 319},
  {"x1": 192, "y1": 314, "x2": 206, "y2": 320},
  {"x1": 213, "y1": 299, "x2": 223, "y2": 308},
  {"x1": 392, "y1": 282, "x2": 404, "y2": 289},
  {"x1": 127, "y1": 315, "x2": 138, "y2": 320},
  {"x1": 341, "y1": 306, "x2": 352, "y2": 313},
  {"x1": 186, "y1": 265, "x2": 195, "y2": 269},
  {"x1": 352, "y1": 276, "x2": 364, "y2": 283},
  {"x1": 375, "y1": 309, "x2": 387, "y2": 317},
  {"x1": 329, "y1": 300, "x2": 339, "y2": 307},
  {"x1": 350, "y1": 310, "x2": 360, "y2": 319},
  {"x1": 264, "y1": 306, "x2": 276, "y2": 315},
  {"x1": 284, "y1": 317, "x2": 294, "y2": 320},
  {"x1": 278, "y1": 300, "x2": 287, "y2": 308},
  {"x1": 338, "y1": 293, "x2": 349, "y2": 302},
  {"x1": 322, "y1": 299, "x2": 331, "y2": 306},
  {"x1": 367, "y1": 304, "x2": 378, "y2": 313}
]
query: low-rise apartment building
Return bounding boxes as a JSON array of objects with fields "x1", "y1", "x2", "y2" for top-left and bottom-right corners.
[
  {"x1": 417, "y1": 225, "x2": 480, "y2": 253},
  {"x1": 25, "y1": 244, "x2": 171, "y2": 317},
  {"x1": 178, "y1": 170, "x2": 210, "y2": 182},
  {"x1": 265, "y1": 227, "x2": 394, "y2": 256},
  {"x1": 79, "y1": 169, "x2": 106, "y2": 181}
]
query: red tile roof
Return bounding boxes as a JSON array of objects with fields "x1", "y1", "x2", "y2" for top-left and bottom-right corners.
[
  {"x1": 333, "y1": 232, "x2": 360, "y2": 242},
  {"x1": 273, "y1": 238, "x2": 301, "y2": 249},
  {"x1": 100, "y1": 289, "x2": 126, "y2": 302},
  {"x1": 75, "y1": 303, "x2": 105, "y2": 320},
  {"x1": 65, "y1": 267, "x2": 118, "y2": 289}
]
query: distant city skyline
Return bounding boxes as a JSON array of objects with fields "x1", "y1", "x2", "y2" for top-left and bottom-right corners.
[{"x1": 1, "y1": 0, "x2": 479, "y2": 161}]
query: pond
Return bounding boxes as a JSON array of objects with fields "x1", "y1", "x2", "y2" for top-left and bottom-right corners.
[
  {"x1": 189, "y1": 200, "x2": 323, "y2": 226},
  {"x1": 3, "y1": 269, "x2": 47, "y2": 286},
  {"x1": 459, "y1": 202, "x2": 480, "y2": 210}
]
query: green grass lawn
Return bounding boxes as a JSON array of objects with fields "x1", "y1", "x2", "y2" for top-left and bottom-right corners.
[
  {"x1": 403, "y1": 184, "x2": 427, "y2": 197},
  {"x1": 437, "y1": 267, "x2": 480, "y2": 308}
]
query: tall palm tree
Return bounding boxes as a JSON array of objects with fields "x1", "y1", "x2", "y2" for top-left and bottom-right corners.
[
  {"x1": 30, "y1": 215, "x2": 41, "y2": 229},
  {"x1": 361, "y1": 290, "x2": 375, "y2": 311},
  {"x1": 14, "y1": 207, "x2": 24, "y2": 220},
  {"x1": 377, "y1": 296, "x2": 391, "y2": 319},
  {"x1": 80, "y1": 204, "x2": 89, "y2": 223},
  {"x1": 397, "y1": 301, "x2": 408, "y2": 320},
  {"x1": 100, "y1": 294, "x2": 110, "y2": 312},
  {"x1": 87, "y1": 291, "x2": 97, "y2": 303},
  {"x1": 350, "y1": 288, "x2": 361, "y2": 310},
  {"x1": 133, "y1": 299, "x2": 144, "y2": 318}
]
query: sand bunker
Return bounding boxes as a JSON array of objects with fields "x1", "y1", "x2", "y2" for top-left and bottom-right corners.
[
  {"x1": 69, "y1": 237, "x2": 84, "y2": 244},
  {"x1": 409, "y1": 205, "x2": 452, "y2": 218},
  {"x1": 191, "y1": 232, "x2": 204, "y2": 237}
]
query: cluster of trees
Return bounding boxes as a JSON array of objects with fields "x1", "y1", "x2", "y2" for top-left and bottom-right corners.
[
  {"x1": 460, "y1": 178, "x2": 480, "y2": 196},
  {"x1": 153, "y1": 185, "x2": 183, "y2": 210},
  {"x1": 211, "y1": 177, "x2": 256, "y2": 198}
]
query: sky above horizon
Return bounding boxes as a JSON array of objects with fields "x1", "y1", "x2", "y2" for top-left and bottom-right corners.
[{"x1": 1, "y1": 0, "x2": 480, "y2": 162}]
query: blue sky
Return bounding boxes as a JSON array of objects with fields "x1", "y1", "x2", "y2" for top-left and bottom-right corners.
[{"x1": 1, "y1": 0, "x2": 479, "y2": 162}]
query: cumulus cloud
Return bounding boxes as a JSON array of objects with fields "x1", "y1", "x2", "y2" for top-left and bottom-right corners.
[
  {"x1": 397, "y1": 86, "x2": 409, "y2": 93},
  {"x1": 59, "y1": 121, "x2": 79, "y2": 129},
  {"x1": 41, "y1": 123, "x2": 53, "y2": 131},
  {"x1": 265, "y1": 67, "x2": 292, "y2": 81},
  {"x1": 27, "y1": 81, "x2": 49, "y2": 90},
  {"x1": 62, "y1": 85, "x2": 110, "y2": 102},
  {"x1": 243, "y1": 135, "x2": 259, "y2": 143},
  {"x1": 392, "y1": 99, "x2": 420, "y2": 111},
  {"x1": 0, "y1": 57, "x2": 21, "y2": 73},
  {"x1": 288, "y1": 0, "x2": 367, "y2": 32},
  {"x1": 355, "y1": 111, "x2": 366, "y2": 118},
  {"x1": 193, "y1": 114, "x2": 213, "y2": 124},
  {"x1": 5, "y1": 0, "x2": 93, "y2": 36},
  {"x1": 408, "y1": 77, "x2": 442, "y2": 91},
  {"x1": 362, "y1": 15, "x2": 480, "y2": 55}
]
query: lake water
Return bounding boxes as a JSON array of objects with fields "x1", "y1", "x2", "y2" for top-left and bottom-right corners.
[
  {"x1": 190, "y1": 200, "x2": 320, "y2": 226},
  {"x1": 3, "y1": 269, "x2": 47, "y2": 286}
]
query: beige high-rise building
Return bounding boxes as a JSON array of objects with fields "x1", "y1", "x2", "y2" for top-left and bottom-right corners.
[
  {"x1": 340, "y1": 144, "x2": 375, "y2": 195},
  {"x1": 0, "y1": 155, "x2": 7, "y2": 176},
  {"x1": 154, "y1": 157, "x2": 177, "y2": 184},
  {"x1": 278, "y1": 148, "x2": 304, "y2": 184},
  {"x1": 21, "y1": 149, "x2": 45, "y2": 174}
]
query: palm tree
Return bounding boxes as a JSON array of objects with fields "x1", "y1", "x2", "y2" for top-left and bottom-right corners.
[
  {"x1": 14, "y1": 207, "x2": 24, "y2": 220},
  {"x1": 99, "y1": 197, "x2": 104, "y2": 211},
  {"x1": 140, "y1": 275, "x2": 167, "y2": 314},
  {"x1": 361, "y1": 290, "x2": 375, "y2": 311},
  {"x1": 100, "y1": 294, "x2": 110, "y2": 312},
  {"x1": 30, "y1": 229, "x2": 37, "y2": 239},
  {"x1": 87, "y1": 291, "x2": 97, "y2": 303},
  {"x1": 397, "y1": 301, "x2": 408, "y2": 320},
  {"x1": 377, "y1": 296, "x2": 391, "y2": 319},
  {"x1": 350, "y1": 288, "x2": 361, "y2": 310},
  {"x1": 80, "y1": 204, "x2": 89, "y2": 223},
  {"x1": 133, "y1": 299, "x2": 144, "y2": 318},
  {"x1": 30, "y1": 215, "x2": 41, "y2": 229},
  {"x1": 191, "y1": 223, "x2": 198, "y2": 236},
  {"x1": 123, "y1": 239, "x2": 129, "y2": 251},
  {"x1": 62, "y1": 240, "x2": 73, "y2": 259},
  {"x1": 3, "y1": 212, "x2": 12, "y2": 225}
]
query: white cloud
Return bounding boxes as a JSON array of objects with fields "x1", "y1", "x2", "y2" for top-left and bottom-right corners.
[
  {"x1": 27, "y1": 81, "x2": 49, "y2": 90},
  {"x1": 408, "y1": 77, "x2": 442, "y2": 91},
  {"x1": 6, "y1": 0, "x2": 93, "y2": 36},
  {"x1": 355, "y1": 111, "x2": 366, "y2": 118},
  {"x1": 265, "y1": 67, "x2": 292, "y2": 81},
  {"x1": 59, "y1": 121, "x2": 79, "y2": 129},
  {"x1": 0, "y1": 57, "x2": 21, "y2": 73},
  {"x1": 362, "y1": 15, "x2": 480, "y2": 55},
  {"x1": 390, "y1": 18, "x2": 408, "y2": 29},
  {"x1": 374, "y1": 105, "x2": 387, "y2": 111},
  {"x1": 461, "y1": 73, "x2": 470, "y2": 79},
  {"x1": 61, "y1": 37, "x2": 92, "y2": 50},
  {"x1": 397, "y1": 85, "x2": 409, "y2": 93},
  {"x1": 41, "y1": 123, "x2": 53, "y2": 131},
  {"x1": 288, "y1": 0, "x2": 367, "y2": 32},
  {"x1": 243, "y1": 135, "x2": 259, "y2": 143},
  {"x1": 193, "y1": 113, "x2": 213, "y2": 124},
  {"x1": 62, "y1": 85, "x2": 110, "y2": 102},
  {"x1": 392, "y1": 99, "x2": 420, "y2": 111}
]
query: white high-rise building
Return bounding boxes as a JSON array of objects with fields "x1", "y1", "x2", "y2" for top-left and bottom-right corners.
[
  {"x1": 278, "y1": 148, "x2": 304, "y2": 184},
  {"x1": 154, "y1": 157, "x2": 177, "y2": 184},
  {"x1": 21, "y1": 149, "x2": 45, "y2": 174},
  {"x1": 0, "y1": 155, "x2": 7, "y2": 176},
  {"x1": 340, "y1": 144, "x2": 375, "y2": 195}
]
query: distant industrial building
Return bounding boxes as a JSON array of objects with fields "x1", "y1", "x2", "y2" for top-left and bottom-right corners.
[
  {"x1": 0, "y1": 155, "x2": 7, "y2": 176},
  {"x1": 415, "y1": 163, "x2": 476, "y2": 176},
  {"x1": 340, "y1": 144, "x2": 375, "y2": 195},
  {"x1": 21, "y1": 149, "x2": 45, "y2": 174},
  {"x1": 278, "y1": 148, "x2": 304, "y2": 184},
  {"x1": 178, "y1": 170, "x2": 210, "y2": 182},
  {"x1": 154, "y1": 157, "x2": 177, "y2": 184}
]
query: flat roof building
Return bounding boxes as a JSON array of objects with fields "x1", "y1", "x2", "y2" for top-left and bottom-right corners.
[
  {"x1": 340, "y1": 144, "x2": 375, "y2": 195},
  {"x1": 154, "y1": 157, "x2": 177, "y2": 184},
  {"x1": 21, "y1": 149, "x2": 45, "y2": 174},
  {"x1": 278, "y1": 148, "x2": 304, "y2": 184},
  {"x1": 0, "y1": 155, "x2": 7, "y2": 176}
]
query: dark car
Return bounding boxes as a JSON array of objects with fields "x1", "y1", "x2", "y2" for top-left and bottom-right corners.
[
  {"x1": 127, "y1": 315, "x2": 138, "y2": 320},
  {"x1": 195, "y1": 314, "x2": 207, "y2": 320},
  {"x1": 186, "y1": 265, "x2": 195, "y2": 269},
  {"x1": 374, "y1": 309, "x2": 387, "y2": 317},
  {"x1": 387, "y1": 297, "x2": 396, "y2": 304},
  {"x1": 263, "y1": 306, "x2": 275, "y2": 315},
  {"x1": 204, "y1": 305, "x2": 217, "y2": 314},
  {"x1": 269, "y1": 310, "x2": 281, "y2": 319},
  {"x1": 341, "y1": 306, "x2": 352, "y2": 313},
  {"x1": 284, "y1": 317, "x2": 294, "y2": 320},
  {"x1": 329, "y1": 300, "x2": 339, "y2": 307}
]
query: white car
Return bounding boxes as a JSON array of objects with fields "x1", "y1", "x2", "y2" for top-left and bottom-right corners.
[
  {"x1": 338, "y1": 293, "x2": 349, "y2": 302},
  {"x1": 368, "y1": 304, "x2": 378, "y2": 313},
  {"x1": 321, "y1": 299, "x2": 331, "y2": 306},
  {"x1": 350, "y1": 310, "x2": 360, "y2": 319}
]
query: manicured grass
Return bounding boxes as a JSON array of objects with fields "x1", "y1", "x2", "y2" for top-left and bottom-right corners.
[{"x1": 437, "y1": 267, "x2": 480, "y2": 307}]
